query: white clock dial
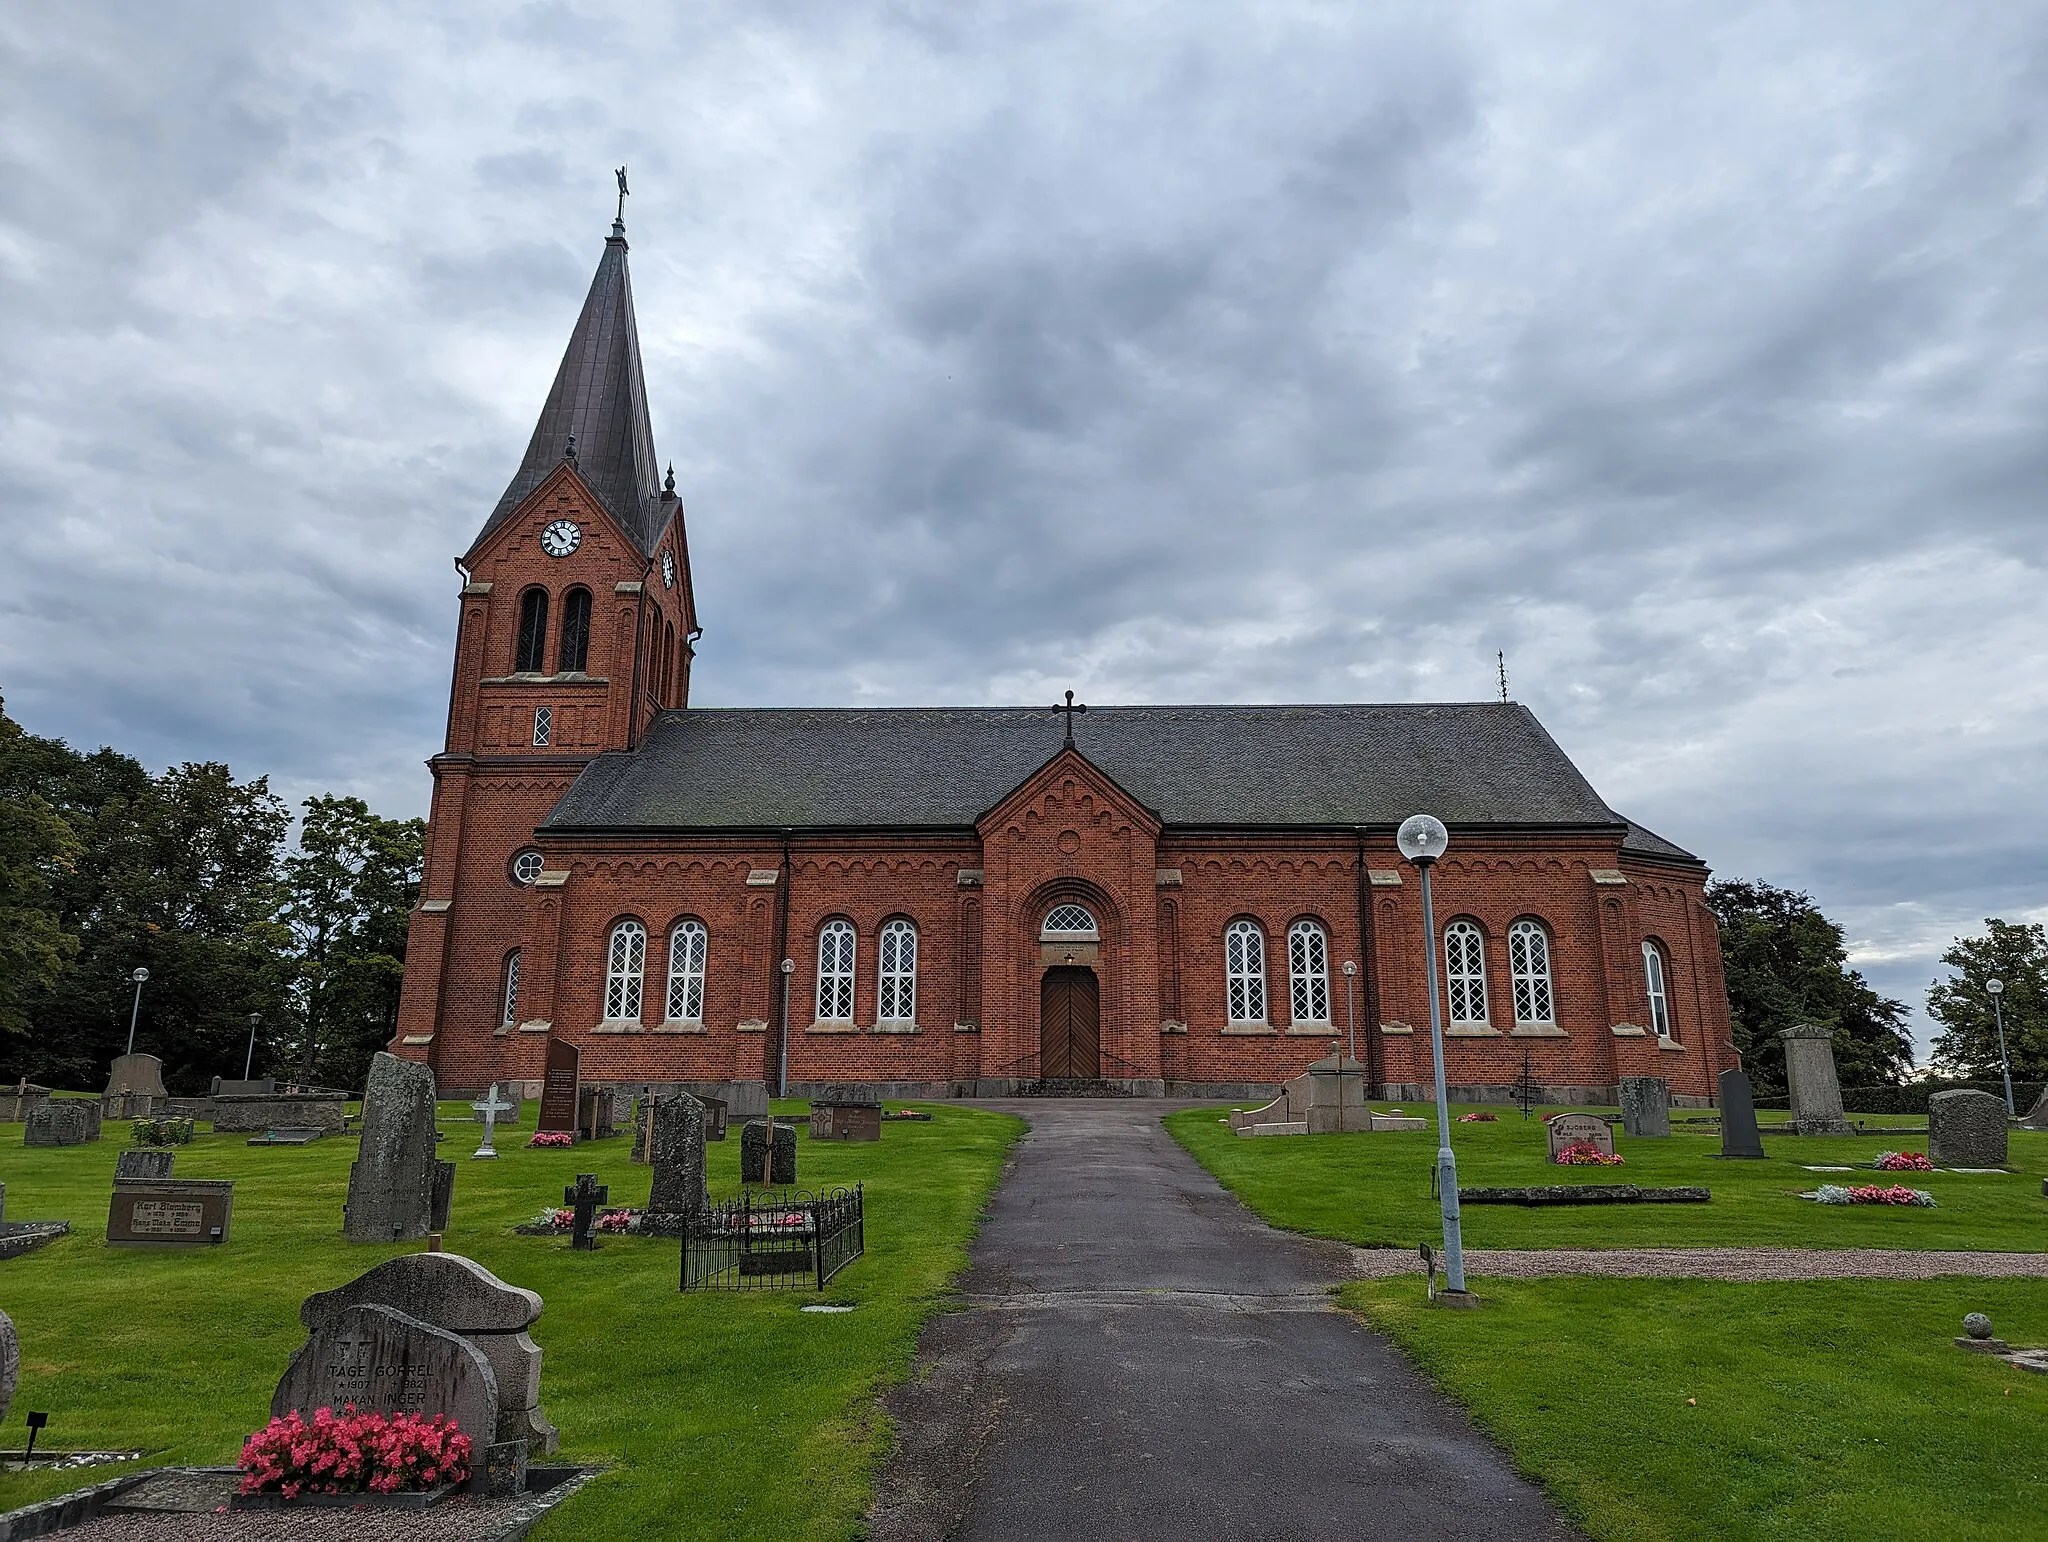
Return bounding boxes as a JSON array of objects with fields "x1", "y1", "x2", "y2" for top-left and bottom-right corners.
[
  {"x1": 661, "y1": 550, "x2": 675, "y2": 588},
  {"x1": 539, "y1": 519, "x2": 582, "y2": 557}
]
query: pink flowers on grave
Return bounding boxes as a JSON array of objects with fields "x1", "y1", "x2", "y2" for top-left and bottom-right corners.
[
  {"x1": 1811, "y1": 1183, "x2": 1936, "y2": 1207},
  {"x1": 528, "y1": 1131, "x2": 573, "y2": 1148},
  {"x1": 238, "y1": 1406, "x2": 471, "y2": 1498},
  {"x1": 1875, "y1": 1151, "x2": 1933, "y2": 1172},
  {"x1": 1555, "y1": 1142, "x2": 1625, "y2": 1167},
  {"x1": 597, "y1": 1208, "x2": 635, "y2": 1232},
  {"x1": 1456, "y1": 1112, "x2": 1499, "y2": 1123}
]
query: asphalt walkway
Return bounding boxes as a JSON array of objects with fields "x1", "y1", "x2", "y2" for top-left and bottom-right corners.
[{"x1": 869, "y1": 1100, "x2": 1579, "y2": 1542}]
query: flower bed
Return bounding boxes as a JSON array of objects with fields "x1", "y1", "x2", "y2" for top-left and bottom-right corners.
[
  {"x1": 1874, "y1": 1151, "x2": 1933, "y2": 1172},
  {"x1": 1456, "y1": 1112, "x2": 1499, "y2": 1123},
  {"x1": 528, "y1": 1131, "x2": 574, "y2": 1148},
  {"x1": 238, "y1": 1406, "x2": 470, "y2": 1500},
  {"x1": 1812, "y1": 1183, "x2": 1936, "y2": 1207},
  {"x1": 1554, "y1": 1142, "x2": 1624, "y2": 1167}
]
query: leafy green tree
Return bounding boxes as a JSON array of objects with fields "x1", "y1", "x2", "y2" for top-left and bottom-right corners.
[
  {"x1": 1926, "y1": 919, "x2": 2047, "y2": 1085},
  {"x1": 278, "y1": 795, "x2": 424, "y2": 1090},
  {"x1": 1704, "y1": 879, "x2": 1914, "y2": 1097},
  {"x1": 0, "y1": 695, "x2": 81, "y2": 1038}
]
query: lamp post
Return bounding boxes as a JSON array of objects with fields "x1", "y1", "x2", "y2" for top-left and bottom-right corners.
[
  {"x1": 1988, "y1": 979, "x2": 2014, "y2": 1117},
  {"x1": 1342, "y1": 960, "x2": 1358, "y2": 1064},
  {"x1": 778, "y1": 958, "x2": 795, "y2": 1100},
  {"x1": 243, "y1": 1013, "x2": 262, "y2": 1082},
  {"x1": 124, "y1": 968, "x2": 149, "y2": 1056},
  {"x1": 1398, "y1": 813, "x2": 1468, "y2": 1300}
]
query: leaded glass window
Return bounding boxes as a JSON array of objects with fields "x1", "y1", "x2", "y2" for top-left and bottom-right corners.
[
  {"x1": 1041, "y1": 904, "x2": 1098, "y2": 939},
  {"x1": 878, "y1": 918, "x2": 917, "y2": 1022},
  {"x1": 558, "y1": 587, "x2": 592, "y2": 673},
  {"x1": 1644, "y1": 940, "x2": 1674, "y2": 1040},
  {"x1": 511, "y1": 850, "x2": 544, "y2": 885},
  {"x1": 1444, "y1": 920, "x2": 1488, "y2": 1023},
  {"x1": 817, "y1": 920, "x2": 856, "y2": 1021},
  {"x1": 605, "y1": 919, "x2": 646, "y2": 1021},
  {"x1": 501, "y1": 951, "x2": 520, "y2": 1028},
  {"x1": 1509, "y1": 920, "x2": 1555, "y2": 1025},
  {"x1": 666, "y1": 919, "x2": 707, "y2": 1023},
  {"x1": 515, "y1": 587, "x2": 549, "y2": 672},
  {"x1": 532, "y1": 705, "x2": 552, "y2": 747},
  {"x1": 1225, "y1": 920, "x2": 1266, "y2": 1023},
  {"x1": 1287, "y1": 921, "x2": 1330, "y2": 1024}
]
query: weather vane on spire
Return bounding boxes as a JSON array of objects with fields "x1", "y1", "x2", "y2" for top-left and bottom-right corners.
[{"x1": 613, "y1": 165, "x2": 629, "y2": 233}]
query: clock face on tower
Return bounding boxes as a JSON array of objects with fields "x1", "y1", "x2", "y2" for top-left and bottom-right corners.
[
  {"x1": 661, "y1": 550, "x2": 675, "y2": 588},
  {"x1": 539, "y1": 519, "x2": 582, "y2": 557}
]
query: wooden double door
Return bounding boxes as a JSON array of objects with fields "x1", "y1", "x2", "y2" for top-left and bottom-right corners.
[{"x1": 1038, "y1": 967, "x2": 1101, "y2": 1079}]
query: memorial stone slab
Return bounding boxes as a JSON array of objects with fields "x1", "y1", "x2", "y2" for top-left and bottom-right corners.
[
  {"x1": 648, "y1": 1093, "x2": 709, "y2": 1214},
  {"x1": 0, "y1": 1308, "x2": 15, "y2": 1425},
  {"x1": 809, "y1": 1103, "x2": 882, "y2": 1141},
  {"x1": 210, "y1": 1091, "x2": 348, "y2": 1134},
  {"x1": 701, "y1": 1096, "x2": 728, "y2": 1140},
  {"x1": 1927, "y1": 1089, "x2": 2009, "y2": 1169},
  {"x1": 272, "y1": 1303, "x2": 498, "y2": 1459},
  {"x1": 1780, "y1": 1023, "x2": 1852, "y2": 1135},
  {"x1": 537, "y1": 1040, "x2": 579, "y2": 1137},
  {"x1": 115, "y1": 1149, "x2": 175, "y2": 1180},
  {"x1": 108, "y1": 1178, "x2": 234, "y2": 1246},
  {"x1": 741, "y1": 1119, "x2": 797, "y2": 1185},
  {"x1": 25, "y1": 1099, "x2": 100, "y2": 1146},
  {"x1": 1618, "y1": 1076, "x2": 1671, "y2": 1138},
  {"x1": 102, "y1": 1053, "x2": 169, "y2": 1118},
  {"x1": 577, "y1": 1086, "x2": 619, "y2": 1141},
  {"x1": 1716, "y1": 1068, "x2": 1767, "y2": 1159},
  {"x1": 212, "y1": 1077, "x2": 277, "y2": 1098},
  {"x1": 1547, "y1": 1112, "x2": 1616, "y2": 1162},
  {"x1": 344, "y1": 1052, "x2": 440, "y2": 1242}
]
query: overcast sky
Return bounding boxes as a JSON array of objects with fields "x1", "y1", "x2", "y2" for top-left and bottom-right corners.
[{"x1": 3, "y1": 3, "x2": 2044, "y2": 1054}]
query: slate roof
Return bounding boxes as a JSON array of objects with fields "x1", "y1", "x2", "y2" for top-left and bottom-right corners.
[
  {"x1": 472, "y1": 232, "x2": 667, "y2": 558},
  {"x1": 1620, "y1": 820, "x2": 1696, "y2": 862},
  {"x1": 540, "y1": 703, "x2": 1697, "y2": 859}
]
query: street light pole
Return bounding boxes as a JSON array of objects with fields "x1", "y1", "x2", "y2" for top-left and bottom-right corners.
[
  {"x1": 778, "y1": 958, "x2": 795, "y2": 1100},
  {"x1": 1988, "y1": 979, "x2": 2014, "y2": 1117},
  {"x1": 244, "y1": 1013, "x2": 262, "y2": 1081},
  {"x1": 1398, "y1": 814, "x2": 1468, "y2": 1300},
  {"x1": 1342, "y1": 960, "x2": 1358, "y2": 1065},
  {"x1": 125, "y1": 968, "x2": 149, "y2": 1056}
]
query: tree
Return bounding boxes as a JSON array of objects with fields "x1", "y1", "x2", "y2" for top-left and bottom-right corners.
[
  {"x1": 1704, "y1": 879, "x2": 1914, "y2": 1097},
  {"x1": 1926, "y1": 919, "x2": 2048, "y2": 1084},
  {"x1": 0, "y1": 695, "x2": 80, "y2": 1038},
  {"x1": 278, "y1": 795, "x2": 424, "y2": 1091}
]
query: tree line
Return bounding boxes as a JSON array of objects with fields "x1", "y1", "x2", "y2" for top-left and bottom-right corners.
[{"x1": 1, "y1": 693, "x2": 2038, "y2": 1097}]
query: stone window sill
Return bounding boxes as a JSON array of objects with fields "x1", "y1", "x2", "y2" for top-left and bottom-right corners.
[
  {"x1": 1510, "y1": 1024, "x2": 1568, "y2": 1038},
  {"x1": 873, "y1": 1022, "x2": 921, "y2": 1035},
  {"x1": 1221, "y1": 1023, "x2": 1277, "y2": 1036},
  {"x1": 736, "y1": 1019, "x2": 768, "y2": 1034},
  {"x1": 1610, "y1": 1023, "x2": 1648, "y2": 1038},
  {"x1": 807, "y1": 1021, "x2": 859, "y2": 1035},
  {"x1": 592, "y1": 1021, "x2": 644, "y2": 1035},
  {"x1": 1447, "y1": 1024, "x2": 1500, "y2": 1037},
  {"x1": 1657, "y1": 1036, "x2": 1686, "y2": 1052},
  {"x1": 1379, "y1": 1021, "x2": 1414, "y2": 1035},
  {"x1": 1285, "y1": 1023, "x2": 1335, "y2": 1036},
  {"x1": 517, "y1": 1019, "x2": 552, "y2": 1034},
  {"x1": 400, "y1": 1034, "x2": 434, "y2": 1046},
  {"x1": 654, "y1": 1021, "x2": 706, "y2": 1035}
]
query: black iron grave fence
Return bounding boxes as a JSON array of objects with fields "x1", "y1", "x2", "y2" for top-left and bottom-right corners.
[{"x1": 680, "y1": 1185, "x2": 865, "y2": 1292}]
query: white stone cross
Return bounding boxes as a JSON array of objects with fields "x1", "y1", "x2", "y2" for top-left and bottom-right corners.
[{"x1": 472, "y1": 1082, "x2": 515, "y2": 1159}]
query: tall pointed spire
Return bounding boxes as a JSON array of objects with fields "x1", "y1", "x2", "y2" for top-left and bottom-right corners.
[{"x1": 474, "y1": 213, "x2": 664, "y2": 556}]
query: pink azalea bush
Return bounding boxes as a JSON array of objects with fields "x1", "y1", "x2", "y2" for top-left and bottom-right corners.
[
  {"x1": 1554, "y1": 1141, "x2": 1624, "y2": 1167},
  {"x1": 1874, "y1": 1150, "x2": 1933, "y2": 1172},
  {"x1": 527, "y1": 1131, "x2": 573, "y2": 1148},
  {"x1": 238, "y1": 1406, "x2": 471, "y2": 1497}
]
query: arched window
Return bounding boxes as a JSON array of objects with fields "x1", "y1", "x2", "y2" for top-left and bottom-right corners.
[
  {"x1": 666, "y1": 919, "x2": 707, "y2": 1023},
  {"x1": 605, "y1": 919, "x2": 646, "y2": 1021},
  {"x1": 1508, "y1": 920, "x2": 1555, "y2": 1025},
  {"x1": 501, "y1": 951, "x2": 521, "y2": 1029},
  {"x1": 1643, "y1": 940, "x2": 1674, "y2": 1040},
  {"x1": 1443, "y1": 920, "x2": 1488, "y2": 1023},
  {"x1": 557, "y1": 586, "x2": 592, "y2": 673},
  {"x1": 663, "y1": 620, "x2": 677, "y2": 703},
  {"x1": 515, "y1": 587, "x2": 549, "y2": 673},
  {"x1": 1225, "y1": 920, "x2": 1267, "y2": 1023},
  {"x1": 1041, "y1": 904, "x2": 1098, "y2": 940},
  {"x1": 878, "y1": 919, "x2": 917, "y2": 1022},
  {"x1": 817, "y1": 920, "x2": 856, "y2": 1021},
  {"x1": 1287, "y1": 921, "x2": 1330, "y2": 1024}
]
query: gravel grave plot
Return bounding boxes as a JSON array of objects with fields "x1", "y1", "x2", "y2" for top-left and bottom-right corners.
[{"x1": 1349, "y1": 1248, "x2": 2048, "y2": 1281}]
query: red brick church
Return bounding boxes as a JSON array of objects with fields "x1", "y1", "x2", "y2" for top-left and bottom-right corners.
[{"x1": 389, "y1": 214, "x2": 1737, "y2": 1105}]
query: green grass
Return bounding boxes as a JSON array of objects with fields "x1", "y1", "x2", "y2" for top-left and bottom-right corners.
[
  {"x1": 0, "y1": 1100, "x2": 1021, "y2": 1538},
  {"x1": 1166, "y1": 1106, "x2": 2048, "y2": 1251},
  {"x1": 1343, "y1": 1275, "x2": 2048, "y2": 1541}
]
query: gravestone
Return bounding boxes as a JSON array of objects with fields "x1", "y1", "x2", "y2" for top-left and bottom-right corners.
[
  {"x1": 564, "y1": 1174, "x2": 608, "y2": 1250},
  {"x1": 741, "y1": 1119, "x2": 797, "y2": 1186},
  {"x1": 431, "y1": 1158, "x2": 456, "y2": 1232},
  {"x1": 107, "y1": 1178, "x2": 234, "y2": 1246},
  {"x1": 1617, "y1": 1076, "x2": 1671, "y2": 1137},
  {"x1": 0, "y1": 1308, "x2": 15, "y2": 1424},
  {"x1": 273, "y1": 1303, "x2": 497, "y2": 1456},
  {"x1": 1780, "y1": 1023, "x2": 1852, "y2": 1135},
  {"x1": 537, "y1": 1040, "x2": 579, "y2": 1138},
  {"x1": 809, "y1": 1085, "x2": 881, "y2": 1142},
  {"x1": 2017, "y1": 1087, "x2": 2048, "y2": 1132},
  {"x1": 1547, "y1": 1112, "x2": 1616, "y2": 1162},
  {"x1": 102, "y1": 1053, "x2": 169, "y2": 1119},
  {"x1": 24, "y1": 1099, "x2": 100, "y2": 1146},
  {"x1": 702, "y1": 1096, "x2": 728, "y2": 1140},
  {"x1": 577, "y1": 1086, "x2": 619, "y2": 1140},
  {"x1": 0, "y1": 1081, "x2": 50, "y2": 1123},
  {"x1": 1716, "y1": 1067, "x2": 1767, "y2": 1158},
  {"x1": 297, "y1": 1251, "x2": 556, "y2": 1452},
  {"x1": 115, "y1": 1149, "x2": 175, "y2": 1180},
  {"x1": 1927, "y1": 1089, "x2": 2009, "y2": 1168},
  {"x1": 647, "y1": 1094, "x2": 708, "y2": 1215},
  {"x1": 210, "y1": 1089, "x2": 348, "y2": 1133},
  {"x1": 472, "y1": 1083, "x2": 516, "y2": 1159},
  {"x1": 344, "y1": 1052, "x2": 441, "y2": 1242},
  {"x1": 212, "y1": 1076, "x2": 277, "y2": 1098}
]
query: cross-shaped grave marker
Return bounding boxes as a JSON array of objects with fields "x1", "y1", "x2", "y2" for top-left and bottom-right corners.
[
  {"x1": 565, "y1": 1172, "x2": 609, "y2": 1250},
  {"x1": 471, "y1": 1082, "x2": 515, "y2": 1159}
]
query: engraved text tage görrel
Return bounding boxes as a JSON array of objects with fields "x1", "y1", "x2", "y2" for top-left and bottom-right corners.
[{"x1": 320, "y1": 1337, "x2": 434, "y2": 1410}]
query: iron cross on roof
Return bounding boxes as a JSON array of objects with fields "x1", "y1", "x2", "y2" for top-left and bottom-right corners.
[{"x1": 1055, "y1": 690, "x2": 1087, "y2": 746}]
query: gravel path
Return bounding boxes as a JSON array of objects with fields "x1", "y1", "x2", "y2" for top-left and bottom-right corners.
[{"x1": 1349, "y1": 1247, "x2": 2048, "y2": 1281}]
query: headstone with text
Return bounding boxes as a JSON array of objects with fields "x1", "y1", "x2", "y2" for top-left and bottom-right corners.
[
  {"x1": 24, "y1": 1099, "x2": 100, "y2": 1146},
  {"x1": 537, "y1": 1040, "x2": 580, "y2": 1138},
  {"x1": 344, "y1": 1052, "x2": 441, "y2": 1242},
  {"x1": 1716, "y1": 1068, "x2": 1767, "y2": 1158},
  {"x1": 1618, "y1": 1076, "x2": 1671, "y2": 1137},
  {"x1": 1547, "y1": 1112, "x2": 1616, "y2": 1162},
  {"x1": 272, "y1": 1303, "x2": 497, "y2": 1451},
  {"x1": 1927, "y1": 1089, "x2": 2009, "y2": 1168},
  {"x1": 108, "y1": 1177, "x2": 234, "y2": 1246},
  {"x1": 808, "y1": 1085, "x2": 882, "y2": 1142}
]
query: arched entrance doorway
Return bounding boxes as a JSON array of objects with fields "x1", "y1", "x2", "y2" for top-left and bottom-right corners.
[{"x1": 1039, "y1": 967, "x2": 1101, "y2": 1078}]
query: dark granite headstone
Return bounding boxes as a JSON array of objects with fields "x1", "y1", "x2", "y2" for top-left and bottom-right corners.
[
  {"x1": 344, "y1": 1052, "x2": 440, "y2": 1242},
  {"x1": 740, "y1": 1119, "x2": 797, "y2": 1186},
  {"x1": 809, "y1": 1103, "x2": 882, "y2": 1141},
  {"x1": 1927, "y1": 1089, "x2": 2009, "y2": 1168},
  {"x1": 107, "y1": 1178, "x2": 234, "y2": 1246},
  {"x1": 272, "y1": 1303, "x2": 498, "y2": 1456},
  {"x1": 647, "y1": 1094, "x2": 708, "y2": 1215},
  {"x1": 430, "y1": 1158, "x2": 456, "y2": 1231},
  {"x1": 1716, "y1": 1068, "x2": 1766, "y2": 1158},
  {"x1": 24, "y1": 1099, "x2": 100, "y2": 1146},
  {"x1": 1617, "y1": 1076, "x2": 1671, "y2": 1137},
  {"x1": 537, "y1": 1040, "x2": 579, "y2": 1137},
  {"x1": 115, "y1": 1149, "x2": 175, "y2": 1180},
  {"x1": 298, "y1": 1252, "x2": 555, "y2": 1452},
  {"x1": 702, "y1": 1097, "x2": 728, "y2": 1140}
]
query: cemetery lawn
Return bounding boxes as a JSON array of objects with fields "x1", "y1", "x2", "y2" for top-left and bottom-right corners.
[
  {"x1": 0, "y1": 1100, "x2": 1022, "y2": 1539},
  {"x1": 1165, "y1": 1107, "x2": 2048, "y2": 1251},
  {"x1": 1344, "y1": 1274, "x2": 2048, "y2": 1540}
]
